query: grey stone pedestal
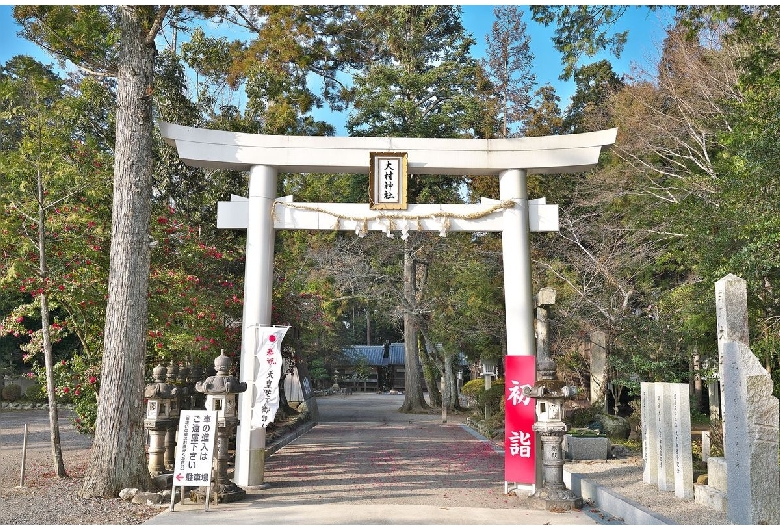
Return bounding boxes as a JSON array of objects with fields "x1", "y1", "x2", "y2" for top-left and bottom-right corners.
[{"x1": 563, "y1": 434, "x2": 610, "y2": 461}]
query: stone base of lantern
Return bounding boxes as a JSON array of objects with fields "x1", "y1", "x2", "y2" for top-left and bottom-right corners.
[
  {"x1": 194, "y1": 481, "x2": 246, "y2": 504},
  {"x1": 530, "y1": 485, "x2": 584, "y2": 512},
  {"x1": 145, "y1": 422, "x2": 174, "y2": 477},
  {"x1": 531, "y1": 421, "x2": 582, "y2": 512}
]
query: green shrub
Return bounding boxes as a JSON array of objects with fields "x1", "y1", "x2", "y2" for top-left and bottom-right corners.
[
  {"x1": 25, "y1": 384, "x2": 46, "y2": 402},
  {"x1": 483, "y1": 381, "x2": 505, "y2": 411},
  {"x1": 566, "y1": 405, "x2": 600, "y2": 428},
  {"x1": 1, "y1": 383, "x2": 22, "y2": 401},
  {"x1": 29, "y1": 355, "x2": 100, "y2": 433},
  {"x1": 461, "y1": 378, "x2": 484, "y2": 398},
  {"x1": 462, "y1": 378, "x2": 504, "y2": 412}
]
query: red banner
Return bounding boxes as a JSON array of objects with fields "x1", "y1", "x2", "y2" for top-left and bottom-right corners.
[{"x1": 504, "y1": 355, "x2": 536, "y2": 484}]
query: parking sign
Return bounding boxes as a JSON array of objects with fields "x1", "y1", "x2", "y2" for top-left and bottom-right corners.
[{"x1": 172, "y1": 410, "x2": 217, "y2": 487}]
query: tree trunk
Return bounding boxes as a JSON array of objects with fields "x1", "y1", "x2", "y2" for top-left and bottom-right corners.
[
  {"x1": 449, "y1": 365, "x2": 461, "y2": 409},
  {"x1": 37, "y1": 157, "x2": 66, "y2": 478},
  {"x1": 692, "y1": 344, "x2": 703, "y2": 413},
  {"x1": 365, "y1": 307, "x2": 371, "y2": 345},
  {"x1": 442, "y1": 351, "x2": 455, "y2": 412},
  {"x1": 40, "y1": 293, "x2": 66, "y2": 477},
  {"x1": 421, "y1": 354, "x2": 441, "y2": 407},
  {"x1": 81, "y1": 6, "x2": 161, "y2": 497},
  {"x1": 418, "y1": 330, "x2": 442, "y2": 407},
  {"x1": 399, "y1": 239, "x2": 427, "y2": 412}
]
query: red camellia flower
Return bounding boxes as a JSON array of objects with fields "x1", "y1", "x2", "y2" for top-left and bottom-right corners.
[
  {"x1": 89, "y1": 376, "x2": 97, "y2": 385},
  {"x1": 62, "y1": 386, "x2": 70, "y2": 394}
]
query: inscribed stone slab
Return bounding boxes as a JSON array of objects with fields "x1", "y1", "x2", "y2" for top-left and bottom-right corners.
[
  {"x1": 656, "y1": 383, "x2": 675, "y2": 491},
  {"x1": 715, "y1": 274, "x2": 749, "y2": 347},
  {"x1": 722, "y1": 341, "x2": 780, "y2": 524},
  {"x1": 641, "y1": 382, "x2": 658, "y2": 484},
  {"x1": 670, "y1": 383, "x2": 693, "y2": 499},
  {"x1": 701, "y1": 431, "x2": 710, "y2": 463}
]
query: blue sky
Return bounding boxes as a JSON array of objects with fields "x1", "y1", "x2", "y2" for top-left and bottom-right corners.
[{"x1": 0, "y1": 4, "x2": 673, "y2": 135}]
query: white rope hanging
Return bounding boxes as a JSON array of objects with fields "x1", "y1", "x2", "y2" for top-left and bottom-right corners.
[{"x1": 271, "y1": 199, "x2": 516, "y2": 239}]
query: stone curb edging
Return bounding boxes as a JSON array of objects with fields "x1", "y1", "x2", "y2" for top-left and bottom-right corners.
[
  {"x1": 265, "y1": 420, "x2": 316, "y2": 458},
  {"x1": 0, "y1": 401, "x2": 74, "y2": 410},
  {"x1": 564, "y1": 469, "x2": 677, "y2": 525}
]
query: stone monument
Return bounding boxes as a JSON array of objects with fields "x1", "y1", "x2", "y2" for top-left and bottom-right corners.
[
  {"x1": 589, "y1": 330, "x2": 607, "y2": 406},
  {"x1": 715, "y1": 274, "x2": 779, "y2": 525},
  {"x1": 640, "y1": 381, "x2": 693, "y2": 499}
]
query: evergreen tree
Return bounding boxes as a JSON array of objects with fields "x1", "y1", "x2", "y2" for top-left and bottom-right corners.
[
  {"x1": 344, "y1": 5, "x2": 486, "y2": 412},
  {"x1": 483, "y1": 5, "x2": 535, "y2": 138}
]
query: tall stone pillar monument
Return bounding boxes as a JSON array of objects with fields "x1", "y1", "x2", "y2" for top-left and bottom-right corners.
[{"x1": 715, "y1": 274, "x2": 779, "y2": 525}]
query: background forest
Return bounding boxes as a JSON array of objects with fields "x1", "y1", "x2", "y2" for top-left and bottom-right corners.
[{"x1": 1, "y1": 6, "x2": 780, "y2": 491}]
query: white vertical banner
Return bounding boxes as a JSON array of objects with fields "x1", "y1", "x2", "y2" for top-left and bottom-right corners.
[{"x1": 251, "y1": 326, "x2": 290, "y2": 428}]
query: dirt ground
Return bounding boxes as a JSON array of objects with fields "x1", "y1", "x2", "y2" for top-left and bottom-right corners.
[
  {"x1": 1, "y1": 406, "x2": 92, "y2": 489},
  {"x1": 0, "y1": 406, "x2": 165, "y2": 524}
]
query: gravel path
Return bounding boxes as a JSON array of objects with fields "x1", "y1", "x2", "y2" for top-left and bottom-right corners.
[
  {"x1": 1, "y1": 397, "x2": 733, "y2": 525},
  {"x1": 564, "y1": 456, "x2": 731, "y2": 525},
  {"x1": 257, "y1": 415, "x2": 518, "y2": 509}
]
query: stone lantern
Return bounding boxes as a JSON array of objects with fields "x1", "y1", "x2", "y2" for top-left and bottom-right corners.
[
  {"x1": 163, "y1": 360, "x2": 182, "y2": 472},
  {"x1": 480, "y1": 359, "x2": 497, "y2": 419},
  {"x1": 144, "y1": 364, "x2": 179, "y2": 476},
  {"x1": 177, "y1": 362, "x2": 190, "y2": 407},
  {"x1": 194, "y1": 350, "x2": 247, "y2": 503},
  {"x1": 523, "y1": 357, "x2": 582, "y2": 511},
  {"x1": 187, "y1": 362, "x2": 205, "y2": 409}
]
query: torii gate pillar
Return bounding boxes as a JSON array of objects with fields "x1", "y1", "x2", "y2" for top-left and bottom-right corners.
[
  {"x1": 236, "y1": 165, "x2": 277, "y2": 487},
  {"x1": 500, "y1": 168, "x2": 535, "y2": 356}
]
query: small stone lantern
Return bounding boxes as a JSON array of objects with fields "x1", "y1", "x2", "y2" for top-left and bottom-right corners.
[
  {"x1": 144, "y1": 364, "x2": 179, "y2": 476},
  {"x1": 523, "y1": 358, "x2": 582, "y2": 511},
  {"x1": 194, "y1": 350, "x2": 247, "y2": 503},
  {"x1": 480, "y1": 359, "x2": 497, "y2": 419}
]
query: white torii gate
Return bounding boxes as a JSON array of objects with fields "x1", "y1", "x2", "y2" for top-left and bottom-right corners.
[{"x1": 159, "y1": 121, "x2": 617, "y2": 488}]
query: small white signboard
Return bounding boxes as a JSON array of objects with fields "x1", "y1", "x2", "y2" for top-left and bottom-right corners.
[
  {"x1": 369, "y1": 152, "x2": 408, "y2": 210},
  {"x1": 170, "y1": 410, "x2": 218, "y2": 511}
]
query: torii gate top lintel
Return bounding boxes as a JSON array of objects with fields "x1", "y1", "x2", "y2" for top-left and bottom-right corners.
[{"x1": 158, "y1": 121, "x2": 617, "y2": 176}]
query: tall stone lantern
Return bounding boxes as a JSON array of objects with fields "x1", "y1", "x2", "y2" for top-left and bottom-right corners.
[
  {"x1": 144, "y1": 364, "x2": 179, "y2": 476},
  {"x1": 163, "y1": 360, "x2": 182, "y2": 472},
  {"x1": 523, "y1": 358, "x2": 582, "y2": 511},
  {"x1": 194, "y1": 351, "x2": 247, "y2": 503}
]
